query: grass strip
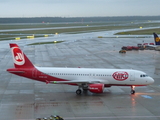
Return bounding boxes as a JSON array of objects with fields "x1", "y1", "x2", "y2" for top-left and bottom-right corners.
[{"x1": 115, "y1": 28, "x2": 160, "y2": 35}]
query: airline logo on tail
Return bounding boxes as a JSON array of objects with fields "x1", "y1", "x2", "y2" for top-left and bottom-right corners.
[
  {"x1": 11, "y1": 47, "x2": 25, "y2": 65},
  {"x1": 153, "y1": 32, "x2": 160, "y2": 45},
  {"x1": 156, "y1": 37, "x2": 160, "y2": 42}
]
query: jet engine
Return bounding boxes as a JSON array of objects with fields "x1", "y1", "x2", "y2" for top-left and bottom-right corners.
[{"x1": 88, "y1": 83, "x2": 104, "y2": 93}]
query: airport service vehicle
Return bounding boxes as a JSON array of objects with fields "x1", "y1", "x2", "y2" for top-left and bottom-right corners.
[
  {"x1": 119, "y1": 50, "x2": 126, "y2": 53},
  {"x1": 121, "y1": 46, "x2": 132, "y2": 50},
  {"x1": 121, "y1": 46, "x2": 139, "y2": 50},
  {"x1": 7, "y1": 44, "x2": 154, "y2": 95},
  {"x1": 132, "y1": 46, "x2": 139, "y2": 50},
  {"x1": 143, "y1": 43, "x2": 154, "y2": 45}
]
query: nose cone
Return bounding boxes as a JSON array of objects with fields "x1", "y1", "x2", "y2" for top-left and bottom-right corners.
[{"x1": 149, "y1": 77, "x2": 154, "y2": 84}]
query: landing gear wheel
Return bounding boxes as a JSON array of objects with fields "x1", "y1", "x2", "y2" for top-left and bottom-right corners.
[
  {"x1": 76, "y1": 89, "x2": 82, "y2": 95},
  {"x1": 131, "y1": 90, "x2": 135, "y2": 94}
]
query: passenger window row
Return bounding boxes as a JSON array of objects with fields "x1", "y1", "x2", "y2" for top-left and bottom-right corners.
[
  {"x1": 45, "y1": 73, "x2": 111, "y2": 77},
  {"x1": 46, "y1": 73, "x2": 90, "y2": 76}
]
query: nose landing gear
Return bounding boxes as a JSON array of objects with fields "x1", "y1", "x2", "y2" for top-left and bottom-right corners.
[{"x1": 131, "y1": 86, "x2": 135, "y2": 94}]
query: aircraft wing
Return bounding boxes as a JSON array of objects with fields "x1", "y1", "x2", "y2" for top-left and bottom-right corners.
[{"x1": 48, "y1": 79, "x2": 109, "y2": 84}]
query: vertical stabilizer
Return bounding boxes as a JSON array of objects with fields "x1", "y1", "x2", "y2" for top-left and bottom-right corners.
[
  {"x1": 10, "y1": 43, "x2": 34, "y2": 68},
  {"x1": 153, "y1": 33, "x2": 160, "y2": 45}
]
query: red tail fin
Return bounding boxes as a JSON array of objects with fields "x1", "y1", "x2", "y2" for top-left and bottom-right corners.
[{"x1": 10, "y1": 43, "x2": 34, "y2": 68}]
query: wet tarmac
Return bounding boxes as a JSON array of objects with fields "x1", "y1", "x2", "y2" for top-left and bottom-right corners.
[{"x1": 0, "y1": 32, "x2": 160, "y2": 120}]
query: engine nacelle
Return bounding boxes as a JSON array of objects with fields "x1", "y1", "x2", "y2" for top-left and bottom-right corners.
[{"x1": 89, "y1": 84, "x2": 104, "y2": 93}]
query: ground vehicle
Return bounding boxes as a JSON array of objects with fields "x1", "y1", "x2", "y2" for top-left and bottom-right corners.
[
  {"x1": 132, "y1": 46, "x2": 139, "y2": 50},
  {"x1": 119, "y1": 50, "x2": 126, "y2": 53},
  {"x1": 149, "y1": 43, "x2": 154, "y2": 45},
  {"x1": 121, "y1": 46, "x2": 139, "y2": 50},
  {"x1": 121, "y1": 46, "x2": 132, "y2": 50}
]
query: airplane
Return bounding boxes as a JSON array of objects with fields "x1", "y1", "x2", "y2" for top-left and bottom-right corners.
[
  {"x1": 139, "y1": 33, "x2": 160, "y2": 50},
  {"x1": 7, "y1": 43, "x2": 154, "y2": 95},
  {"x1": 153, "y1": 32, "x2": 160, "y2": 45},
  {"x1": 142, "y1": 33, "x2": 160, "y2": 50}
]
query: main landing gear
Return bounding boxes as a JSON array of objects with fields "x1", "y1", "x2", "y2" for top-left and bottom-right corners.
[
  {"x1": 131, "y1": 86, "x2": 135, "y2": 94},
  {"x1": 76, "y1": 89, "x2": 82, "y2": 95},
  {"x1": 76, "y1": 84, "x2": 88, "y2": 95}
]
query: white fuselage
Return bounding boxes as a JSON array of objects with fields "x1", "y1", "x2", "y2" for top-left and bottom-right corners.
[{"x1": 36, "y1": 67, "x2": 154, "y2": 86}]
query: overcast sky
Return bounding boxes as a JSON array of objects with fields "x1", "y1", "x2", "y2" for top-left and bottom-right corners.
[{"x1": 0, "y1": 0, "x2": 160, "y2": 17}]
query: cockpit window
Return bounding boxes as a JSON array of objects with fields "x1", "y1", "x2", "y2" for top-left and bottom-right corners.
[{"x1": 140, "y1": 74, "x2": 148, "y2": 77}]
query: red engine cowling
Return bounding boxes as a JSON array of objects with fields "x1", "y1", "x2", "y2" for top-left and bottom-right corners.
[{"x1": 89, "y1": 84, "x2": 104, "y2": 93}]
